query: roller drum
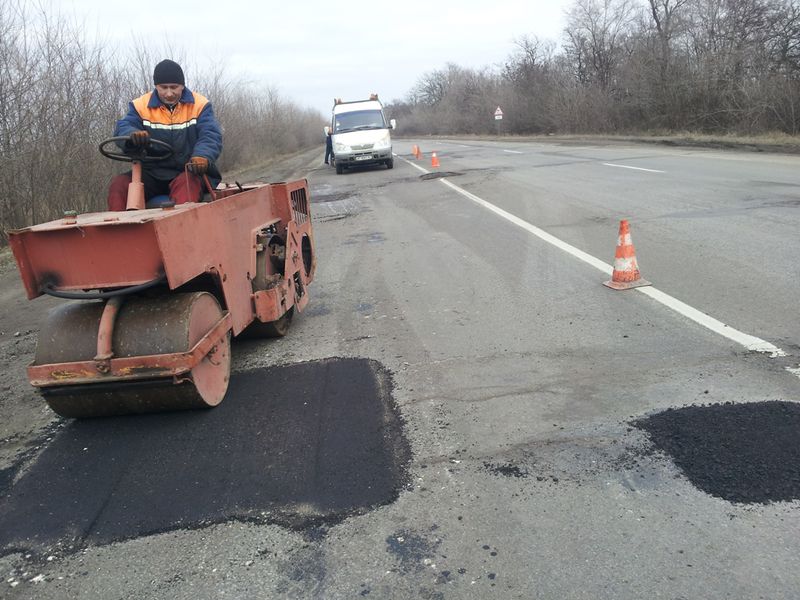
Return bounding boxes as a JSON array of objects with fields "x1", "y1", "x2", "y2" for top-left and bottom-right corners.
[{"x1": 34, "y1": 292, "x2": 231, "y2": 418}]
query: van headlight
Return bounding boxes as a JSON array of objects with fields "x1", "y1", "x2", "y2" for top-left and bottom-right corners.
[
  {"x1": 334, "y1": 142, "x2": 350, "y2": 153},
  {"x1": 373, "y1": 135, "x2": 391, "y2": 150}
]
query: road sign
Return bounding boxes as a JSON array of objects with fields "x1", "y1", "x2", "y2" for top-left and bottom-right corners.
[{"x1": 494, "y1": 106, "x2": 503, "y2": 120}]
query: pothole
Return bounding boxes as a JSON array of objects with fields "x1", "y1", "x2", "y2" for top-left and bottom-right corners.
[
  {"x1": 419, "y1": 172, "x2": 463, "y2": 181},
  {"x1": 483, "y1": 462, "x2": 529, "y2": 479},
  {"x1": 310, "y1": 192, "x2": 353, "y2": 204},
  {"x1": 312, "y1": 196, "x2": 362, "y2": 221}
]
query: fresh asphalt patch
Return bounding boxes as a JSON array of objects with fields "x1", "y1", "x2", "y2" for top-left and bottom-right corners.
[
  {"x1": 635, "y1": 401, "x2": 800, "y2": 504},
  {"x1": 0, "y1": 358, "x2": 411, "y2": 554},
  {"x1": 0, "y1": 466, "x2": 14, "y2": 498}
]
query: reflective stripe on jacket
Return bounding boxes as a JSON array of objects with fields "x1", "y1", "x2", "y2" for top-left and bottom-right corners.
[{"x1": 114, "y1": 87, "x2": 223, "y2": 182}]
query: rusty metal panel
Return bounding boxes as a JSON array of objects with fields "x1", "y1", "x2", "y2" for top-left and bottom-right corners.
[
  {"x1": 8, "y1": 221, "x2": 163, "y2": 298},
  {"x1": 253, "y1": 286, "x2": 290, "y2": 323},
  {"x1": 9, "y1": 181, "x2": 313, "y2": 337},
  {"x1": 267, "y1": 182, "x2": 293, "y2": 227},
  {"x1": 152, "y1": 185, "x2": 291, "y2": 335},
  {"x1": 7, "y1": 234, "x2": 36, "y2": 299}
]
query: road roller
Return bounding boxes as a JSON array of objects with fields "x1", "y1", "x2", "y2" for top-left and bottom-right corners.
[{"x1": 6, "y1": 137, "x2": 315, "y2": 418}]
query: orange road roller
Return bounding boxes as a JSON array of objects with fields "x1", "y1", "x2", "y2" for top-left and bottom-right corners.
[{"x1": 7, "y1": 138, "x2": 315, "y2": 418}]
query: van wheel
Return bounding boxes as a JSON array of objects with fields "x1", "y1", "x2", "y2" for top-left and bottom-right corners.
[
  {"x1": 335, "y1": 162, "x2": 344, "y2": 174},
  {"x1": 386, "y1": 158, "x2": 394, "y2": 169}
]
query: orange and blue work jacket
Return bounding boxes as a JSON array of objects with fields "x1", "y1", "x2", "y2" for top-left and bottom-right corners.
[{"x1": 114, "y1": 87, "x2": 223, "y2": 182}]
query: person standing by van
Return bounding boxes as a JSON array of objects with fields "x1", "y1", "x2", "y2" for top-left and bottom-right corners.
[{"x1": 324, "y1": 127, "x2": 334, "y2": 165}]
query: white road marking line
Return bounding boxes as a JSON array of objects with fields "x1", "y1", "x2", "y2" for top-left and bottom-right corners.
[
  {"x1": 636, "y1": 286, "x2": 785, "y2": 356},
  {"x1": 438, "y1": 177, "x2": 613, "y2": 273},
  {"x1": 400, "y1": 156, "x2": 792, "y2": 366},
  {"x1": 602, "y1": 162, "x2": 666, "y2": 173},
  {"x1": 503, "y1": 150, "x2": 523, "y2": 154}
]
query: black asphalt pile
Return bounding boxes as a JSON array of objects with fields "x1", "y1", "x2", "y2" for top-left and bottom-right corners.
[
  {"x1": 483, "y1": 462, "x2": 529, "y2": 479},
  {"x1": 0, "y1": 358, "x2": 411, "y2": 552},
  {"x1": 635, "y1": 400, "x2": 800, "y2": 504}
]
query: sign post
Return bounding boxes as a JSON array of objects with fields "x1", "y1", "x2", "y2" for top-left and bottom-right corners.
[{"x1": 494, "y1": 106, "x2": 504, "y2": 136}]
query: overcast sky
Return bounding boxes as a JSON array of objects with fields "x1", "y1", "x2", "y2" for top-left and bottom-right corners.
[{"x1": 64, "y1": 0, "x2": 573, "y2": 116}]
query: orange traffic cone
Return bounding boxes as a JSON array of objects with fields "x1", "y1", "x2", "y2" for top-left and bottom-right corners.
[
  {"x1": 603, "y1": 220, "x2": 651, "y2": 290},
  {"x1": 412, "y1": 144, "x2": 419, "y2": 158},
  {"x1": 415, "y1": 145, "x2": 422, "y2": 159},
  {"x1": 431, "y1": 152, "x2": 440, "y2": 168}
]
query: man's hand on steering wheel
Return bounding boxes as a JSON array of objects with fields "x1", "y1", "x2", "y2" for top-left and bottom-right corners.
[{"x1": 129, "y1": 130, "x2": 150, "y2": 147}]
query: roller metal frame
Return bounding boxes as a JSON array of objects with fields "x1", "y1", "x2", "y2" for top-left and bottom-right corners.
[{"x1": 8, "y1": 176, "x2": 315, "y2": 399}]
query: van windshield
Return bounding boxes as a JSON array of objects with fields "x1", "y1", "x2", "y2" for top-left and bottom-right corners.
[{"x1": 334, "y1": 110, "x2": 386, "y2": 133}]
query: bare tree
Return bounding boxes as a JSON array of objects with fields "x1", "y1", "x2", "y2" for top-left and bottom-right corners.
[
  {"x1": 403, "y1": 64, "x2": 501, "y2": 134},
  {"x1": 565, "y1": 0, "x2": 639, "y2": 89},
  {"x1": 649, "y1": 0, "x2": 690, "y2": 81},
  {"x1": 395, "y1": 0, "x2": 800, "y2": 136}
]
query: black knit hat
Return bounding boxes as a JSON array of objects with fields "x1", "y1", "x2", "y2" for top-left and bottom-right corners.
[{"x1": 153, "y1": 59, "x2": 185, "y2": 85}]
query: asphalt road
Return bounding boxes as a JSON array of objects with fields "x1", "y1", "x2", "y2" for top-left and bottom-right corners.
[{"x1": 1, "y1": 139, "x2": 799, "y2": 599}]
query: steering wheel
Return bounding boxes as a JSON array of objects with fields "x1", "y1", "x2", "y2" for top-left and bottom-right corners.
[{"x1": 99, "y1": 136, "x2": 174, "y2": 163}]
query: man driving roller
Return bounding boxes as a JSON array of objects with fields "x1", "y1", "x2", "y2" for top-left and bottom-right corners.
[{"x1": 106, "y1": 59, "x2": 223, "y2": 210}]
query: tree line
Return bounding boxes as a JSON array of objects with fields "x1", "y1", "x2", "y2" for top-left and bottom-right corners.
[
  {"x1": 0, "y1": 0, "x2": 323, "y2": 240},
  {"x1": 389, "y1": 0, "x2": 800, "y2": 137},
  {"x1": 3, "y1": 0, "x2": 797, "y2": 239}
]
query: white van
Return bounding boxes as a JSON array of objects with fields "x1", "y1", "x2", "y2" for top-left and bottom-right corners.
[{"x1": 330, "y1": 94, "x2": 396, "y2": 174}]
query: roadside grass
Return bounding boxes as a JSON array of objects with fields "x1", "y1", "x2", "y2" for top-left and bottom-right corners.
[
  {"x1": 617, "y1": 131, "x2": 800, "y2": 153},
  {"x1": 223, "y1": 146, "x2": 321, "y2": 182}
]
